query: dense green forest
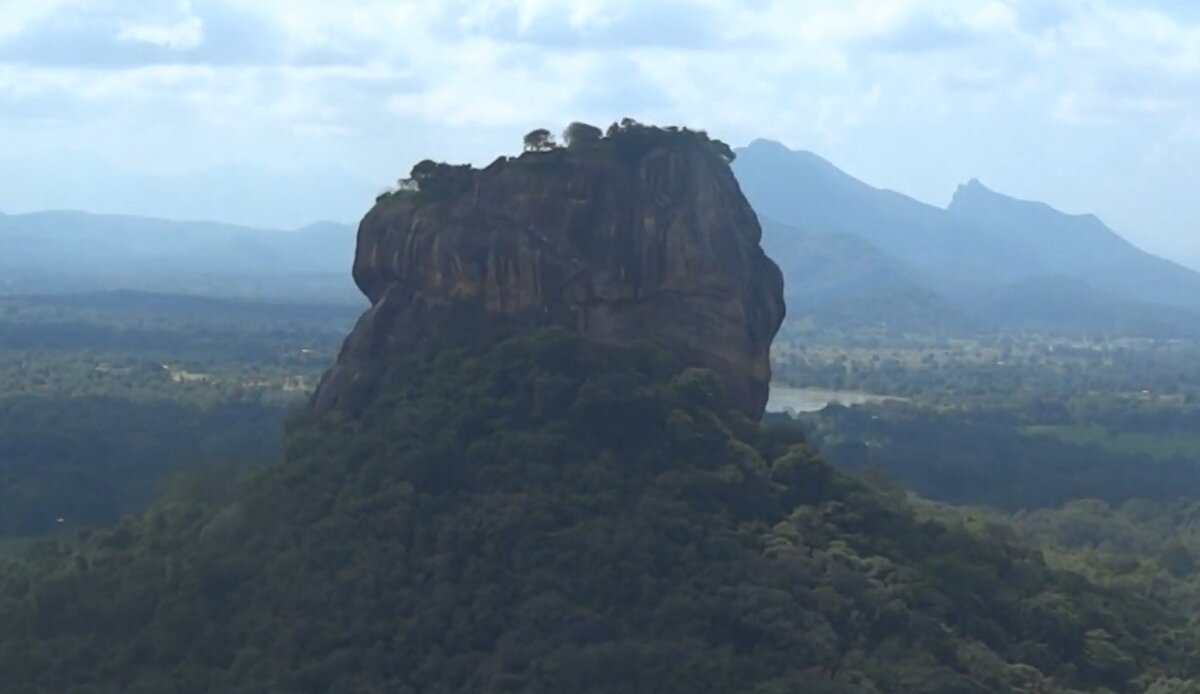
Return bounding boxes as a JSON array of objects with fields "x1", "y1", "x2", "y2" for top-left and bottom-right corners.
[
  {"x1": 0, "y1": 291, "x2": 357, "y2": 537},
  {"x1": 773, "y1": 332, "x2": 1200, "y2": 405},
  {"x1": 4, "y1": 329, "x2": 1199, "y2": 693},
  {"x1": 0, "y1": 291, "x2": 359, "y2": 358},
  {"x1": 773, "y1": 332, "x2": 1200, "y2": 511},
  {"x1": 7, "y1": 288, "x2": 1200, "y2": 690},
  {"x1": 8, "y1": 291, "x2": 1197, "y2": 535},
  {"x1": 804, "y1": 402, "x2": 1200, "y2": 510}
]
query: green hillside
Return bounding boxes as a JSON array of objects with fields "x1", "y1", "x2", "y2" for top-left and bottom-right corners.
[{"x1": 0, "y1": 330, "x2": 1194, "y2": 693}]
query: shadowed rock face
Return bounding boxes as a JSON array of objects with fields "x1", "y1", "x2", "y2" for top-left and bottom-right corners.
[{"x1": 313, "y1": 129, "x2": 785, "y2": 417}]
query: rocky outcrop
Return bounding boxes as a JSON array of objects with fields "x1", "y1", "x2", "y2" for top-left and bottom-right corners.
[{"x1": 312, "y1": 124, "x2": 785, "y2": 417}]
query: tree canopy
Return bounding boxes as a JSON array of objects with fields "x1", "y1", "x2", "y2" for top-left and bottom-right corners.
[
  {"x1": 523, "y1": 128, "x2": 557, "y2": 152},
  {"x1": 563, "y1": 121, "x2": 603, "y2": 148},
  {"x1": 1, "y1": 329, "x2": 1195, "y2": 692}
]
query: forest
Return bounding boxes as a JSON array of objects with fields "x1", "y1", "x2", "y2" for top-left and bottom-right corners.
[
  {"x1": 772, "y1": 331, "x2": 1200, "y2": 509},
  {"x1": 0, "y1": 291, "x2": 357, "y2": 538},
  {"x1": 6, "y1": 285, "x2": 1200, "y2": 690},
  {"x1": 3, "y1": 328, "x2": 1200, "y2": 693}
]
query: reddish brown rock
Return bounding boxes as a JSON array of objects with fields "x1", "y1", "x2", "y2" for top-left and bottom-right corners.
[{"x1": 313, "y1": 125, "x2": 785, "y2": 417}]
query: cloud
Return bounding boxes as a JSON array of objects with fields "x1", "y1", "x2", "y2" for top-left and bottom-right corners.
[
  {"x1": 0, "y1": 0, "x2": 283, "y2": 67},
  {"x1": 0, "y1": 0, "x2": 1197, "y2": 250},
  {"x1": 855, "y1": 11, "x2": 987, "y2": 54},
  {"x1": 1011, "y1": 0, "x2": 1076, "y2": 34},
  {"x1": 118, "y1": 16, "x2": 203, "y2": 50},
  {"x1": 444, "y1": 0, "x2": 729, "y2": 50},
  {"x1": 0, "y1": 0, "x2": 1195, "y2": 144},
  {"x1": 1030, "y1": 1, "x2": 1200, "y2": 125}
]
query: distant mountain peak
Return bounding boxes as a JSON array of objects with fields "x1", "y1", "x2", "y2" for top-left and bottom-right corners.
[
  {"x1": 734, "y1": 139, "x2": 1200, "y2": 311},
  {"x1": 949, "y1": 178, "x2": 1081, "y2": 222},
  {"x1": 950, "y1": 177, "x2": 1001, "y2": 205},
  {"x1": 740, "y1": 139, "x2": 837, "y2": 168},
  {"x1": 948, "y1": 179, "x2": 1089, "y2": 226},
  {"x1": 735, "y1": 140, "x2": 871, "y2": 201},
  {"x1": 744, "y1": 138, "x2": 792, "y2": 152}
]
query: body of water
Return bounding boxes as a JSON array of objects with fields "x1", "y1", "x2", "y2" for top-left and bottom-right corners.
[{"x1": 766, "y1": 386, "x2": 899, "y2": 414}]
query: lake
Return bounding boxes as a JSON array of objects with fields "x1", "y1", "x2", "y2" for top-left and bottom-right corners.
[{"x1": 766, "y1": 386, "x2": 899, "y2": 414}]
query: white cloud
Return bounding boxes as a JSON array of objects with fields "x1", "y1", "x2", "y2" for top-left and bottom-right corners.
[
  {"x1": 118, "y1": 16, "x2": 204, "y2": 50},
  {"x1": 0, "y1": 0, "x2": 1195, "y2": 152},
  {"x1": 0, "y1": 0, "x2": 1197, "y2": 257},
  {"x1": 0, "y1": 0, "x2": 72, "y2": 40}
]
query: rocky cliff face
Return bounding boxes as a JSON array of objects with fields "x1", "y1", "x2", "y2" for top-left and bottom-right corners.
[{"x1": 312, "y1": 125, "x2": 785, "y2": 417}]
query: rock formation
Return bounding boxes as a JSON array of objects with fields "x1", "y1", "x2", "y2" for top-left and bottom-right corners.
[{"x1": 312, "y1": 123, "x2": 785, "y2": 417}]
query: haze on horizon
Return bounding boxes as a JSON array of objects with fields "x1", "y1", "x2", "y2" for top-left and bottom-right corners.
[{"x1": 1, "y1": 0, "x2": 1198, "y2": 269}]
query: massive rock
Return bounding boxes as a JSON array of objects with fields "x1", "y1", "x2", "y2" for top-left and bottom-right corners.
[{"x1": 312, "y1": 124, "x2": 785, "y2": 417}]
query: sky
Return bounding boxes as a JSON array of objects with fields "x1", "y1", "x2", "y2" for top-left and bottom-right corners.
[{"x1": 1, "y1": 0, "x2": 1198, "y2": 267}]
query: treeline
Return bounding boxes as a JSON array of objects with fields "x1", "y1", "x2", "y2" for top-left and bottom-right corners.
[
  {"x1": 0, "y1": 330, "x2": 1197, "y2": 692},
  {"x1": 0, "y1": 291, "x2": 355, "y2": 360},
  {"x1": 0, "y1": 394, "x2": 284, "y2": 536},
  {"x1": 379, "y1": 119, "x2": 737, "y2": 204},
  {"x1": 0, "y1": 290, "x2": 348, "y2": 538},
  {"x1": 773, "y1": 335, "x2": 1200, "y2": 405},
  {"x1": 806, "y1": 402, "x2": 1200, "y2": 511}
]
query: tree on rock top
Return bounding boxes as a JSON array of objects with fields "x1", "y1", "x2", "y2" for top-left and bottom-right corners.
[
  {"x1": 563, "y1": 122, "x2": 603, "y2": 148},
  {"x1": 523, "y1": 128, "x2": 557, "y2": 152}
]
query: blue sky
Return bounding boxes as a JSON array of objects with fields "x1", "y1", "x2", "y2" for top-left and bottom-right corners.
[{"x1": 1, "y1": 0, "x2": 1198, "y2": 267}]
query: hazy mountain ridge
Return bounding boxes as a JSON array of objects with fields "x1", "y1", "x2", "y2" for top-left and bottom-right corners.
[
  {"x1": 0, "y1": 210, "x2": 356, "y2": 272},
  {"x1": 947, "y1": 179, "x2": 1200, "y2": 309},
  {"x1": 6, "y1": 140, "x2": 1199, "y2": 335},
  {"x1": 734, "y1": 140, "x2": 1035, "y2": 286},
  {"x1": 0, "y1": 210, "x2": 360, "y2": 301},
  {"x1": 0, "y1": 156, "x2": 379, "y2": 231},
  {"x1": 758, "y1": 218, "x2": 970, "y2": 332},
  {"x1": 738, "y1": 139, "x2": 1200, "y2": 335}
]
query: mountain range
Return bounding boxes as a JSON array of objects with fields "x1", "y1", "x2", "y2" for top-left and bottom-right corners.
[
  {"x1": 735, "y1": 139, "x2": 1200, "y2": 335},
  {"x1": 0, "y1": 211, "x2": 361, "y2": 302},
  {"x1": 4, "y1": 140, "x2": 1199, "y2": 335},
  {"x1": 0, "y1": 155, "x2": 378, "y2": 231}
]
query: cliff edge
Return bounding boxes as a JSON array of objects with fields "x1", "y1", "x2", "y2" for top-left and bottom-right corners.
[{"x1": 312, "y1": 122, "x2": 785, "y2": 417}]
